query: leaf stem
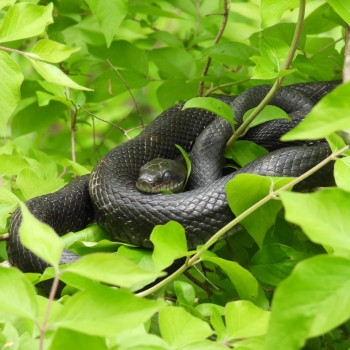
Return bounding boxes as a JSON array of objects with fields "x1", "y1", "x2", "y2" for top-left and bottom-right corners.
[
  {"x1": 137, "y1": 145, "x2": 349, "y2": 297},
  {"x1": 225, "y1": 0, "x2": 306, "y2": 151},
  {"x1": 203, "y1": 78, "x2": 251, "y2": 97},
  {"x1": 0, "y1": 45, "x2": 40, "y2": 59}
]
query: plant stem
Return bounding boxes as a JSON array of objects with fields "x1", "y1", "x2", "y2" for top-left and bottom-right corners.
[
  {"x1": 137, "y1": 145, "x2": 348, "y2": 297},
  {"x1": 225, "y1": 0, "x2": 306, "y2": 151},
  {"x1": 39, "y1": 268, "x2": 61, "y2": 350}
]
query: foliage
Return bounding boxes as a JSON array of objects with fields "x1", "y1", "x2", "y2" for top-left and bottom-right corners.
[{"x1": 0, "y1": 0, "x2": 349, "y2": 349}]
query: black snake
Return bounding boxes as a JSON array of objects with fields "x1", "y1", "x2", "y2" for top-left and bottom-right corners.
[{"x1": 7, "y1": 81, "x2": 339, "y2": 273}]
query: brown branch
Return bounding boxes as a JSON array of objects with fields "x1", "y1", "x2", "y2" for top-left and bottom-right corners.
[
  {"x1": 106, "y1": 59, "x2": 145, "y2": 128},
  {"x1": 203, "y1": 78, "x2": 250, "y2": 97},
  {"x1": 343, "y1": 25, "x2": 350, "y2": 83},
  {"x1": 198, "y1": 0, "x2": 229, "y2": 96},
  {"x1": 184, "y1": 271, "x2": 213, "y2": 296},
  {"x1": 78, "y1": 104, "x2": 131, "y2": 140}
]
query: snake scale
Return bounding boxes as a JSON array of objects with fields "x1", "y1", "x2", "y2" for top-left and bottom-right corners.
[{"x1": 7, "y1": 81, "x2": 339, "y2": 273}]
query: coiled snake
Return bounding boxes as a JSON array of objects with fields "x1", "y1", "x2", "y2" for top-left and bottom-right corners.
[{"x1": 7, "y1": 81, "x2": 339, "y2": 273}]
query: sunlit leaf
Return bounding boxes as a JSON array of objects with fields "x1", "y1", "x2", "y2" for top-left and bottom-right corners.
[
  {"x1": 19, "y1": 203, "x2": 64, "y2": 267},
  {"x1": 0, "y1": 3, "x2": 53, "y2": 42}
]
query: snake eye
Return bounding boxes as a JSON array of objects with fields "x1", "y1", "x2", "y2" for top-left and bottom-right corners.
[{"x1": 162, "y1": 171, "x2": 172, "y2": 182}]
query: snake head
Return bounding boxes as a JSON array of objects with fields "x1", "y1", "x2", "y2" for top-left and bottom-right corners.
[{"x1": 136, "y1": 158, "x2": 187, "y2": 193}]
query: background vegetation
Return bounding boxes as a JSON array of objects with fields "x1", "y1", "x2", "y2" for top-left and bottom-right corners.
[{"x1": 0, "y1": 0, "x2": 350, "y2": 349}]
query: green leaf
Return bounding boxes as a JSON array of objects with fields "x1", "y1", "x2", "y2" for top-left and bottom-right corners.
[
  {"x1": 0, "y1": 3, "x2": 53, "y2": 43},
  {"x1": 31, "y1": 39, "x2": 80, "y2": 63},
  {"x1": 159, "y1": 306, "x2": 213, "y2": 347},
  {"x1": 203, "y1": 257, "x2": 259, "y2": 301},
  {"x1": 280, "y1": 189, "x2": 350, "y2": 256},
  {"x1": 150, "y1": 48, "x2": 196, "y2": 79},
  {"x1": 29, "y1": 59, "x2": 93, "y2": 91},
  {"x1": 19, "y1": 202, "x2": 64, "y2": 267},
  {"x1": 57, "y1": 285, "x2": 164, "y2": 336},
  {"x1": 249, "y1": 244, "x2": 308, "y2": 286},
  {"x1": 225, "y1": 140, "x2": 268, "y2": 167},
  {"x1": 49, "y1": 328, "x2": 108, "y2": 350},
  {"x1": 65, "y1": 253, "x2": 163, "y2": 288},
  {"x1": 282, "y1": 82, "x2": 350, "y2": 141},
  {"x1": 326, "y1": 0, "x2": 350, "y2": 24},
  {"x1": 334, "y1": 157, "x2": 350, "y2": 191},
  {"x1": 252, "y1": 37, "x2": 290, "y2": 80},
  {"x1": 260, "y1": 0, "x2": 299, "y2": 27},
  {"x1": 151, "y1": 221, "x2": 188, "y2": 270},
  {"x1": 0, "y1": 187, "x2": 20, "y2": 230},
  {"x1": 182, "y1": 97, "x2": 235, "y2": 127},
  {"x1": 175, "y1": 145, "x2": 191, "y2": 190},
  {"x1": 85, "y1": 0, "x2": 128, "y2": 47},
  {"x1": 174, "y1": 281, "x2": 195, "y2": 306},
  {"x1": 226, "y1": 174, "x2": 293, "y2": 246},
  {"x1": 0, "y1": 154, "x2": 29, "y2": 176},
  {"x1": 205, "y1": 42, "x2": 256, "y2": 66},
  {"x1": 226, "y1": 300, "x2": 270, "y2": 339},
  {"x1": 68, "y1": 160, "x2": 90, "y2": 176},
  {"x1": 17, "y1": 168, "x2": 64, "y2": 200},
  {"x1": 243, "y1": 105, "x2": 291, "y2": 129},
  {"x1": 0, "y1": 267, "x2": 37, "y2": 320},
  {"x1": 0, "y1": 51, "x2": 23, "y2": 135},
  {"x1": 264, "y1": 255, "x2": 350, "y2": 350}
]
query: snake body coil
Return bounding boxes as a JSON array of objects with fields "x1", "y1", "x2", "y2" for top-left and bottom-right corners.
[{"x1": 7, "y1": 81, "x2": 339, "y2": 273}]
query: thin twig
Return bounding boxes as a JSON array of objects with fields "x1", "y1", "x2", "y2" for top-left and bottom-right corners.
[
  {"x1": 39, "y1": 269, "x2": 61, "y2": 350},
  {"x1": 106, "y1": 59, "x2": 145, "y2": 128},
  {"x1": 184, "y1": 270, "x2": 213, "y2": 296},
  {"x1": 343, "y1": 25, "x2": 350, "y2": 83},
  {"x1": 137, "y1": 144, "x2": 349, "y2": 298},
  {"x1": 194, "y1": 0, "x2": 201, "y2": 36},
  {"x1": 203, "y1": 78, "x2": 250, "y2": 97},
  {"x1": 0, "y1": 233, "x2": 9, "y2": 241},
  {"x1": 198, "y1": 0, "x2": 229, "y2": 96},
  {"x1": 310, "y1": 35, "x2": 345, "y2": 58},
  {"x1": 193, "y1": 264, "x2": 220, "y2": 291},
  {"x1": 0, "y1": 45, "x2": 41, "y2": 59},
  {"x1": 78, "y1": 104, "x2": 131, "y2": 140},
  {"x1": 225, "y1": 0, "x2": 306, "y2": 150}
]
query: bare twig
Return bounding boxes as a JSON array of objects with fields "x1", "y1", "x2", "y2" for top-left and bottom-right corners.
[
  {"x1": 78, "y1": 104, "x2": 131, "y2": 140},
  {"x1": 203, "y1": 78, "x2": 251, "y2": 97},
  {"x1": 194, "y1": 0, "x2": 201, "y2": 36},
  {"x1": 0, "y1": 45, "x2": 41, "y2": 59},
  {"x1": 193, "y1": 264, "x2": 220, "y2": 290},
  {"x1": 184, "y1": 270, "x2": 213, "y2": 296},
  {"x1": 106, "y1": 59, "x2": 145, "y2": 128},
  {"x1": 198, "y1": 0, "x2": 230, "y2": 96},
  {"x1": 92, "y1": 115, "x2": 98, "y2": 162},
  {"x1": 310, "y1": 35, "x2": 345, "y2": 58},
  {"x1": 343, "y1": 25, "x2": 350, "y2": 83}
]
